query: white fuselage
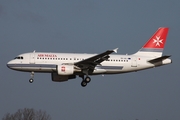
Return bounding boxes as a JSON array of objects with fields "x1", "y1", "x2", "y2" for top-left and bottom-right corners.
[
  {"x1": 6, "y1": 27, "x2": 172, "y2": 87},
  {"x1": 7, "y1": 52, "x2": 171, "y2": 75}
]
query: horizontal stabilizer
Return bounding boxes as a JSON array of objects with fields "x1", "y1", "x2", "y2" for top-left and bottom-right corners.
[{"x1": 148, "y1": 55, "x2": 171, "y2": 63}]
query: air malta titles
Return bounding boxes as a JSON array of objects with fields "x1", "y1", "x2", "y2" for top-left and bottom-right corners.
[{"x1": 38, "y1": 54, "x2": 57, "y2": 58}]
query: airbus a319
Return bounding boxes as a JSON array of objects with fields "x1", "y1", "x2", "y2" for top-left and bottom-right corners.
[{"x1": 7, "y1": 27, "x2": 172, "y2": 87}]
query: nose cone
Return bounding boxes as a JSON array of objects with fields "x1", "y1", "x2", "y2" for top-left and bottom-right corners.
[
  {"x1": 7, "y1": 61, "x2": 11, "y2": 68},
  {"x1": 7, "y1": 60, "x2": 13, "y2": 69}
]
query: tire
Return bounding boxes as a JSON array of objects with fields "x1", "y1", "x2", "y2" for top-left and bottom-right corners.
[
  {"x1": 85, "y1": 77, "x2": 91, "y2": 83},
  {"x1": 81, "y1": 81, "x2": 87, "y2": 87},
  {"x1": 29, "y1": 79, "x2": 34, "y2": 83}
]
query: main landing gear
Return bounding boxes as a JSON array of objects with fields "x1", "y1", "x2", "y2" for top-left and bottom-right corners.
[
  {"x1": 80, "y1": 69, "x2": 92, "y2": 87},
  {"x1": 80, "y1": 76, "x2": 91, "y2": 87},
  {"x1": 29, "y1": 72, "x2": 34, "y2": 83}
]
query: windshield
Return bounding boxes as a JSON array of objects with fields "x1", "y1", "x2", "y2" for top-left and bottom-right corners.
[{"x1": 14, "y1": 56, "x2": 23, "y2": 59}]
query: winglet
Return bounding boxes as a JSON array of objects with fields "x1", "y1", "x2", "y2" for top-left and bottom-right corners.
[{"x1": 113, "y1": 48, "x2": 118, "y2": 53}]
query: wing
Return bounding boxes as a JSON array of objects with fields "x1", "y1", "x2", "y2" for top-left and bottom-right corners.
[{"x1": 74, "y1": 48, "x2": 118, "y2": 72}]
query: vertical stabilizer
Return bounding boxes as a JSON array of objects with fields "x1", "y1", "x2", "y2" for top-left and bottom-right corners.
[{"x1": 134, "y1": 27, "x2": 169, "y2": 57}]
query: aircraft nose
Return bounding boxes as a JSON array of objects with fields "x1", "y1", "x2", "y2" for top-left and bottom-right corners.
[
  {"x1": 7, "y1": 61, "x2": 11, "y2": 68},
  {"x1": 7, "y1": 61, "x2": 13, "y2": 69}
]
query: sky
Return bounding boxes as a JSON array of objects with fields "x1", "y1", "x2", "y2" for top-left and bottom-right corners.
[{"x1": 0, "y1": 0, "x2": 180, "y2": 120}]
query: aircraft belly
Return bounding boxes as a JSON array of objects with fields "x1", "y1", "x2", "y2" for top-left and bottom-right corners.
[
  {"x1": 105, "y1": 70, "x2": 123, "y2": 74},
  {"x1": 7, "y1": 63, "x2": 56, "y2": 72},
  {"x1": 94, "y1": 65, "x2": 124, "y2": 74},
  {"x1": 25, "y1": 67, "x2": 54, "y2": 72},
  {"x1": 93, "y1": 69, "x2": 106, "y2": 74}
]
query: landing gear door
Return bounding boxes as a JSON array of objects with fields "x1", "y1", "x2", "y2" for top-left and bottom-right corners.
[
  {"x1": 131, "y1": 57, "x2": 137, "y2": 67},
  {"x1": 29, "y1": 53, "x2": 35, "y2": 64}
]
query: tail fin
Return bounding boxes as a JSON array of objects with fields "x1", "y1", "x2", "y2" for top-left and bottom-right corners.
[{"x1": 134, "y1": 27, "x2": 169, "y2": 57}]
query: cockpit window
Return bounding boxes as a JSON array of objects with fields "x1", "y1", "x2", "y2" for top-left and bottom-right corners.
[{"x1": 14, "y1": 56, "x2": 23, "y2": 59}]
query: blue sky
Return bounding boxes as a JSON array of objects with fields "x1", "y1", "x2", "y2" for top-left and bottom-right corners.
[{"x1": 0, "y1": 0, "x2": 180, "y2": 120}]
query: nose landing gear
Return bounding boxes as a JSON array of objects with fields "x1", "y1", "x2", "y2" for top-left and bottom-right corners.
[
  {"x1": 29, "y1": 72, "x2": 34, "y2": 83},
  {"x1": 29, "y1": 78, "x2": 34, "y2": 83}
]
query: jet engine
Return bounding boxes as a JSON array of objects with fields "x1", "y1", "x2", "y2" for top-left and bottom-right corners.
[
  {"x1": 57, "y1": 65, "x2": 74, "y2": 75},
  {"x1": 51, "y1": 72, "x2": 76, "y2": 82}
]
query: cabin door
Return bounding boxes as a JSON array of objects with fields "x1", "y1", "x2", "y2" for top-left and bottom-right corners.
[
  {"x1": 131, "y1": 57, "x2": 137, "y2": 67},
  {"x1": 29, "y1": 53, "x2": 35, "y2": 64}
]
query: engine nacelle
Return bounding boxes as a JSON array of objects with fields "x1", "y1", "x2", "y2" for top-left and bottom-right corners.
[
  {"x1": 51, "y1": 73, "x2": 76, "y2": 82},
  {"x1": 57, "y1": 65, "x2": 74, "y2": 75}
]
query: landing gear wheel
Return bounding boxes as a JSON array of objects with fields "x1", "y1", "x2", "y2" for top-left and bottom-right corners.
[
  {"x1": 29, "y1": 79, "x2": 34, "y2": 83},
  {"x1": 81, "y1": 81, "x2": 87, "y2": 87},
  {"x1": 79, "y1": 75, "x2": 91, "y2": 87},
  {"x1": 85, "y1": 77, "x2": 91, "y2": 83},
  {"x1": 29, "y1": 72, "x2": 34, "y2": 83}
]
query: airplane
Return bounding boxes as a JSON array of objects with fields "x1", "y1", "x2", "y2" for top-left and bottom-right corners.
[{"x1": 7, "y1": 27, "x2": 172, "y2": 87}]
